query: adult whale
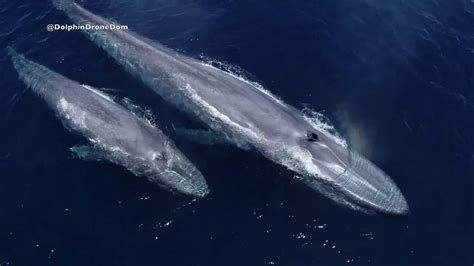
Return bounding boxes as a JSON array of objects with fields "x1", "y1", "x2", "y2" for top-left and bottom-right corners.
[
  {"x1": 9, "y1": 49, "x2": 209, "y2": 198},
  {"x1": 53, "y1": 0, "x2": 409, "y2": 214}
]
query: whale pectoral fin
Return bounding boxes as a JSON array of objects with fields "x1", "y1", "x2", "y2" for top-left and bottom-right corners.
[{"x1": 70, "y1": 145, "x2": 109, "y2": 162}]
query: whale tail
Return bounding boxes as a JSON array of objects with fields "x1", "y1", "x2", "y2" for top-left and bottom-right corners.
[{"x1": 52, "y1": 0, "x2": 74, "y2": 11}]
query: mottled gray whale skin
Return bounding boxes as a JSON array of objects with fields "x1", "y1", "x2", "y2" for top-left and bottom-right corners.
[
  {"x1": 54, "y1": 0, "x2": 409, "y2": 214},
  {"x1": 9, "y1": 49, "x2": 209, "y2": 198}
]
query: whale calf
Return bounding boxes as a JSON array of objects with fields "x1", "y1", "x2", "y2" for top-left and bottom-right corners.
[
  {"x1": 9, "y1": 49, "x2": 209, "y2": 197},
  {"x1": 53, "y1": 0, "x2": 409, "y2": 214}
]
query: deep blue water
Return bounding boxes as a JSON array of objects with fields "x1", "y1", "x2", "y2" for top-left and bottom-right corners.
[{"x1": 0, "y1": 0, "x2": 473, "y2": 265}]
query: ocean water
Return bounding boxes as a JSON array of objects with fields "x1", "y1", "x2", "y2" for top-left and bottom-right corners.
[{"x1": 0, "y1": 0, "x2": 473, "y2": 265}]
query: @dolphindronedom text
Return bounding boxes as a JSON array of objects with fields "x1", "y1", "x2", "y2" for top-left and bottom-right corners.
[{"x1": 47, "y1": 23, "x2": 128, "y2": 32}]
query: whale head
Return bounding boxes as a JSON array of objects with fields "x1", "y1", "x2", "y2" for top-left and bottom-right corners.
[
  {"x1": 148, "y1": 146, "x2": 210, "y2": 198},
  {"x1": 280, "y1": 127, "x2": 409, "y2": 215}
]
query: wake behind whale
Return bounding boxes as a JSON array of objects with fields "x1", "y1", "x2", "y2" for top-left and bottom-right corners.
[
  {"x1": 9, "y1": 48, "x2": 209, "y2": 197},
  {"x1": 53, "y1": 0, "x2": 409, "y2": 215}
]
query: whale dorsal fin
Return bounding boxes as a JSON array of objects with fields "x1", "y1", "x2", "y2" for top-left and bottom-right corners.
[{"x1": 70, "y1": 145, "x2": 109, "y2": 162}]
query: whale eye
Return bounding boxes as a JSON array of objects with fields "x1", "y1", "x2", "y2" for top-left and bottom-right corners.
[{"x1": 306, "y1": 131, "x2": 320, "y2": 142}]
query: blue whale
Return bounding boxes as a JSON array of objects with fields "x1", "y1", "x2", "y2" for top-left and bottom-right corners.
[
  {"x1": 10, "y1": 49, "x2": 209, "y2": 197},
  {"x1": 54, "y1": 0, "x2": 409, "y2": 214}
]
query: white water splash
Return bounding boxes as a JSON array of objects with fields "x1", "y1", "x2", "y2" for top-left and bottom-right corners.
[{"x1": 121, "y1": 97, "x2": 158, "y2": 128}]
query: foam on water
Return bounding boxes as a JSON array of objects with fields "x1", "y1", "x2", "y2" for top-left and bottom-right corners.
[{"x1": 121, "y1": 97, "x2": 157, "y2": 128}]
